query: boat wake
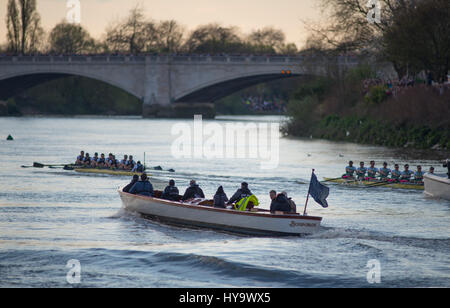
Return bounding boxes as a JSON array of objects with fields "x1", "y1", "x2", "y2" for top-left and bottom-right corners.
[{"x1": 307, "y1": 227, "x2": 450, "y2": 252}]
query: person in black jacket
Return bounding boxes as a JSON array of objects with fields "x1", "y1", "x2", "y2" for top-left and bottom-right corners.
[
  {"x1": 123, "y1": 175, "x2": 139, "y2": 193},
  {"x1": 213, "y1": 186, "x2": 229, "y2": 208},
  {"x1": 181, "y1": 180, "x2": 205, "y2": 201},
  {"x1": 129, "y1": 173, "x2": 154, "y2": 197},
  {"x1": 269, "y1": 190, "x2": 291, "y2": 213},
  {"x1": 162, "y1": 180, "x2": 180, "y2": 201},
  {"x1": 227, "y1": 182, "x2": 252, "y2": 206}
]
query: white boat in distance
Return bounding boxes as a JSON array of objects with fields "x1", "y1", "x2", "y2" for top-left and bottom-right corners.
[
  {"x1": 119, "y1": 190, "x2": 322, "y2": 236},
  {"x1": 423, "y1": 173, "x2": 450, "y2": 200}
]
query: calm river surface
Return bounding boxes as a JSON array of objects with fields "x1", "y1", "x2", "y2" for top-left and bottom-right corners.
[{"x1": 0, "y1": 115, "x2": 449, "y2": 287}]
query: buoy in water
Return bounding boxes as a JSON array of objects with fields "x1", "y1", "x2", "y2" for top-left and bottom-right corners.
[{"x1": 6, "y1": 135, "x2": 13, "y2": 141}]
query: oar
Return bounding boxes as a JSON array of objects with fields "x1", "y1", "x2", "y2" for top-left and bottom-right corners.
[
  {"x1": 322, "y1": 177, "x2": 345, "y2": 183},
  {"x1": 366, "y1": 181, "x2": 395, "y2": 188},
  {"x1": 33, "y1": 162, "x2": 68, "y2": 168}
]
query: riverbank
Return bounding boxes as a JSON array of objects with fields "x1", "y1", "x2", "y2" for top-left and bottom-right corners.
[{"x1": 283, "y1": 66, "x2": 450, "y2": 151}]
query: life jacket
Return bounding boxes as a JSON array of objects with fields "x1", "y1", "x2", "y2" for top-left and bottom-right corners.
[{"x1": 235, "y1": 195, "x2": 259, "y2": 211}]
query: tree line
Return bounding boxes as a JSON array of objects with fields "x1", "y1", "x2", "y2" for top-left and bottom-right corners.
[
  {"x1": 2, "y1": 1, "x2": 298, "y2": 56},
  {"x1": 303, "y1": 0, "x2": 449, "y2": 83}
]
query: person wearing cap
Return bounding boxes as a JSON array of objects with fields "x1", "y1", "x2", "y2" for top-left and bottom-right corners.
[
  {"x1": 428, "y1": 166, "x2": 435, "y2": 174},
  {"x1": 162, "y1": 179, "x2": 180, "y2": 201},
  {"x1": 379, "y1": 162, "x2": 391, "y2": 181},
  {"x1": 181, "y1": 180, "x2": 205, "y2": 201},
  {"x1": 129, "y1": 173, "x2": 154, "y2": 197}
]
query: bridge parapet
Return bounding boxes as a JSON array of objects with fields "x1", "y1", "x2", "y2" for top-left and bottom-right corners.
[{"x1": 0, "y1": 54, "x2": 320, "y2": 65}]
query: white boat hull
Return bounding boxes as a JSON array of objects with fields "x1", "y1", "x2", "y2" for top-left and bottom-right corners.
[
  {"x1": 423, "y1": 173, "x2": 450, "y2": 200},
  {"x1": 119, "y1": 191, "x2": 322, "y2": 236}
]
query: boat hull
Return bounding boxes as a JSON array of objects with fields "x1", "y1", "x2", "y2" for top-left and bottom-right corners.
[
  {"x1": 323, "y1": 178, "x2": 424, "y2": 190},
  {"x1": 423, "y1": 173, "x2": 450, "y2": 200},
  {"x1": 119, "y1": 191, "x2": 322, "y2": 236}
]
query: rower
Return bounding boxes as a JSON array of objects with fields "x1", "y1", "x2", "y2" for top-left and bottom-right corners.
[
  {"x1": 343, "y1": 161, "x2": 356, "y2": 179},
  {"x1": 91, "y1": 153, "x2": 99, "y2": 167},
  {"x1": 97, "y1": 153, "x2": 106, "y2": 168},
  {"x1": 379, "y1": 162, "x2": 391, "y2": 181},
  {"x1": 106, "y1": 153, "x2": 114, "y2": 168},
  {"x1": 127, "y1": 155, "x2": 136, "y2": 170},
  {"x1": 83, "y1": 153, "x2": 91, "y2": 166},
  {"x1": 132, "y1": 161, "x2": 144, "y2": 173},
  {"x1": 413, "y1": 165, "x2": 424, "y2": 183},
  {"x1": 367, "y1": 161, "x2": 379, "y2": 180},
  {"x1": 76, "y1": 151, "x2": 85, "y2": 165},
  {"x1": 356, "y1": 162, "x2": 367, "y2": 180},
  {"x1": 391, "y1": 164, "x2": 401, "y2": 182},
  {"x1": 400, "y1": 164, "x2": 414, "y2": 182},
  {"x1": 428, "y1": 166, "x2": 435, "y2": 174},
  {"x1": 120, "y1": 155, "x2": 128, "y2": 169}
]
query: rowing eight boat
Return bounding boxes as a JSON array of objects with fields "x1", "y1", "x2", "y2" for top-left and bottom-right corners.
[{"x1": 323, "y1": 177, "x2": 424, "y2": 190}]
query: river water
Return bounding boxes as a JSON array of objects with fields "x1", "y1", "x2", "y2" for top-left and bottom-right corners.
[{"x1": 0, "y1": 115, "x2": 449, "y2": 288}]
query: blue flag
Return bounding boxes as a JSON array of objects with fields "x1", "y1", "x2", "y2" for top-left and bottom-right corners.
[{"x1": 308, "y1": 173, "x2": 329, "y2": 208}]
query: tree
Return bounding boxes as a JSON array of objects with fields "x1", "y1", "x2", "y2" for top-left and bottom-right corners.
[
  {"x1": 248, "y1": 27, "x2": 286, "y2": 53},
  {"x1": 6, "y1": 0, "x2": 44, "y2": 54},
  {"x1": 104, "y1": 5, "x2": 158, "y2": 54},
  {"x1": 49, "y1": 22, "x2": 96, "y2": 54},
  {"x1": 155, "y1": 20, "x2": 185, "y2": 53},
  {"x1": 183, "y1": 23, "x2": 243, "y2": 54},
  {"x1": 383, "y1": 0, "x2": 450, "y2": 81},
  {"x1": 278, "y1": 43, "x2": 298, "y2": 55}
]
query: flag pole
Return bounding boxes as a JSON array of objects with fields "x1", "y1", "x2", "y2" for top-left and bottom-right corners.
[{"x1": 303, "y1": 169, "x2": 314, "y2": 215}]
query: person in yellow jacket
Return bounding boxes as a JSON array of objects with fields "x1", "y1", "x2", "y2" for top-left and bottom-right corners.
[
  {"x1": 227, "y1": 182, "x2": 259, "y2": 211},
  {"x1": 234, "y1": 194, "x2": 259, "y2": 211}
]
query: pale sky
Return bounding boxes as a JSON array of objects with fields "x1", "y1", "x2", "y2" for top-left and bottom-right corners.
[{"x1": 0, "y1": 0, "x2": 322, "y2": 47}]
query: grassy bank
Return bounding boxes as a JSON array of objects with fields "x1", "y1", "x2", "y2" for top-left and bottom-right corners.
[{"x1": 283, "y1": 66, "x2": 450, "y2": 150}]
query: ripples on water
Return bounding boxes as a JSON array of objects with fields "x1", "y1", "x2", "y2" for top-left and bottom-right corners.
[{"x1": 0, "y1": 116, "x2": 449, "y2": 287}]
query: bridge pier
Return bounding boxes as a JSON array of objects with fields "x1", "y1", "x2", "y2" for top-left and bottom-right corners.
[{"x1": 142, "y1": 103, "x2": 215, "y2": 119}]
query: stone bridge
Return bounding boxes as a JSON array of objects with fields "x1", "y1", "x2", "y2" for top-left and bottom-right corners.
[{"x1": 0, "y1": 54, "x2": 358, "y2": 117}]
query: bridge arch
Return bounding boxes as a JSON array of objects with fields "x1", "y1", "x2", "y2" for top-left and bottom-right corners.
[
  {"x1": 0, "y1": 69, "x2": 143, "y2": 101},
  {"x1": 173, "y1": 71, "x2": 301, "y2": 103}
]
